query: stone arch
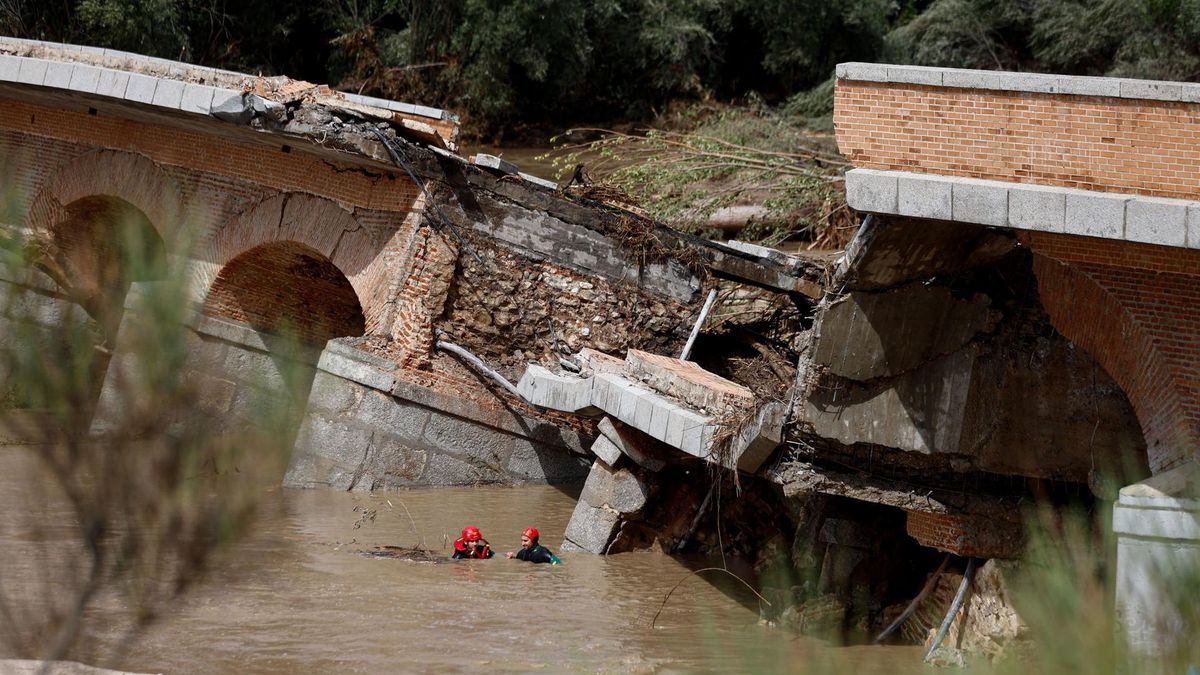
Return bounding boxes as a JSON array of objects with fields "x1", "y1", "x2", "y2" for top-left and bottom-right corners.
[
  {"x1": 197, "y1": 193, "x2": 383, "y2": 330},
  {"x1": 203, "y1": 241, "x2": 366, "y2": 345},
  {"x1": 1031, "y1": 253, "x2": 1191, "y2": 474}
]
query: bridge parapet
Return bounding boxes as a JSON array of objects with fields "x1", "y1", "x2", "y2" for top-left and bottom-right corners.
[{"x1": 836, "y1": 63, "x2": 1200, "y2": 206}]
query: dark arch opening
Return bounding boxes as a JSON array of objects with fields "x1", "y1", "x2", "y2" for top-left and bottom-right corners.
[
  {"x1": 41, "y1": 195, "x2": 167, "y2": 342},
  {"x1": 203, "y1": 241, "x2": 366, "y2": 346}
]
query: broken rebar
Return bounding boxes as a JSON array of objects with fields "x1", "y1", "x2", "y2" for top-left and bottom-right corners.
[
  {"x1": 679, "y1": 287, "x2": 718, "y2": 361},
  {"x1": 923, "y1": 557, "x2": 978, "y2": 662},
  {"x1": 435, "y1": 338, "x2": 524, "y2": 401},
  {"x1": 873, "y1": 553, "x2": 950, "y2": 644}
]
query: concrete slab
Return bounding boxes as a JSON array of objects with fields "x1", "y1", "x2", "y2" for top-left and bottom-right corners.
[
  {"x1": 472, "y1": 153, "x2": 518, "y2": 175},
  {"x1": 180, "y1": 83, "x2": 216, "y2": 114},
  {"x1": 96, "y1": 69, "x2": 129, "y2": 98},
  {"x1": 43, "y1": 61, "x2": 73, "y2": 89},
  {"x1": 1120, "y1": 79, "x2": 1182, "y2": 102}
]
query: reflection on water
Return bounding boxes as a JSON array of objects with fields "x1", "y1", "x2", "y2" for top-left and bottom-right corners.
[{"x1": 0, "y1": 447, "x2": 924, "y2": 674}]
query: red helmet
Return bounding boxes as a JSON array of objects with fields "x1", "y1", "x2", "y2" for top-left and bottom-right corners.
[
  {"x1": 462, "y1": 525, "x2": 482, "y2": 542},
  {"x1": 522, "y1": 527, "x2": 539, "y2": 541}
]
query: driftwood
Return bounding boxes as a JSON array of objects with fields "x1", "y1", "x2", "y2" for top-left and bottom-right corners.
[
  {"x1": 924, "y1": 557, "x2": 978, "y2": 662},
  {"x1": 873, "y1": 553, "x2": 950, "y2": 644},
  {"x1": 671, "y1": 481, "x2": 718, "y2": 554}
]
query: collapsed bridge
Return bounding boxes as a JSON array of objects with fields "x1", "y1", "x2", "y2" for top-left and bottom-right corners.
[{"x1": 1, "y1": 36, "x2": 1196, "y2": 656}]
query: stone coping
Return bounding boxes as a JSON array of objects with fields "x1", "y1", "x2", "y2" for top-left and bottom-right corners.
[
  {"x1": 846, "y1": 168, "x2": 1200, "y2": 249},
  {"x1": 836, "y1": 62, "x2": 1200, "y2": 104},
  {"x1": 0, "y1": 35, "x2": 456, "y2": 121}
]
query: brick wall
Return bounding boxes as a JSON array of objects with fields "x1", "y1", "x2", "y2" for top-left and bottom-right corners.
[
  {"x1": 834, "y1": 79, "x2": 1200, "y2": 200},
  {"x1": 905, "y1": 510, "x2": 1023, "y2": 559},
  {"x1": 1021, "y1": 232, "x2": 1200, "y2": 472}
]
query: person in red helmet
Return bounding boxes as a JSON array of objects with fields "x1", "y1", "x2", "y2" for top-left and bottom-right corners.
[
  {"x1": 452, "y1": 525, "x2": 494, "y2": 559},
  {"x1": 506, "y1": 527, "x2": 560, "y2": 564}
]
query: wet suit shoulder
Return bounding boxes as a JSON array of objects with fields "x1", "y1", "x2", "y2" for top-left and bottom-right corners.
[{"x1": 515, "y1": 544, "x2": 560, "y2": 564}]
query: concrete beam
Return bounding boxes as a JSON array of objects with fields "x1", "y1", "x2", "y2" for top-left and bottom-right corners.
[{"x1": 846, "y1": 168, "x2": 1200, "y2": 249}]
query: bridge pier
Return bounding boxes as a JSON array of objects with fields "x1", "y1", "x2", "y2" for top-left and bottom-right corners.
[{"x1": 1113, "y1": 462, "x2": 1200, "y2": 655}]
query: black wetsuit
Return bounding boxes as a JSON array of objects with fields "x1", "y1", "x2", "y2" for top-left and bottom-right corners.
[
  {"x1": 451, "y1": 539, "x2": 494, "y2": 559},
  {"x1": 513, "y1": 543, "x2": 560, "y2": 564}
]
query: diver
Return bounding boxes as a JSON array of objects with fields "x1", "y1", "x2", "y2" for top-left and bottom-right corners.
[
  {"x1": 452, "y1": 525, "x2": 495, "y2": 559},
  {"x1": 506, "y1": 527, "x2": 560, "y2": 564}
]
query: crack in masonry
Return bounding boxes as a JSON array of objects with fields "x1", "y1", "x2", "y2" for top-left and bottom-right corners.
[{"x1": 346, "y1": 430, "x2": 376, "y2": 492}]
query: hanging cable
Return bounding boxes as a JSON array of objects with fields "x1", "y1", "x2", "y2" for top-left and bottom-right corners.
[{"x1": 367, "y1": 127, "x2": 482, "y2": 263}]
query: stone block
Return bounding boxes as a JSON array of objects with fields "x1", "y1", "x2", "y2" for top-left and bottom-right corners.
[
  {"x1": 941, "y1": 69, "x2": 1001, "y2": 90},
  {"x1": 1004, "y1": 73, "x2": 1066, "y2": 94},
  {"x1": 561, "y1": 499, "x2": 620, "y2": 554},
  {"x1": 598, "y1": 417, "x2": 667, "y2": 472},
  {"x1": 591, "y1": 434, "x2": 623, "y2": 466},
  {"x1": 836, "y1": 62, "x2": 887, "y2": 81},
  {"x1": 97, "y1": 69, "x2": 129, "y2": 98},
  {"x1": 887, "y1": 65, "x2": 942, "y2": 86},
  {"x1": 1188, "y1": 205, "x2": 1200, "y2": 249},
  {"x1": 665, "y1": 405, "x2": 708, "y2": 451},
  {"x1": 505, "y1": 441, "x2": 590, "y2": 483},
  {"x1": 1008, "y1": 184, "x2": 1066, "y2": 232},
  {"x1": 1119, "y1": 79, "x2": 1181, "y2": 102},
  {"x1": 42, "y1": 61, "x2": 72, "y2": 89},
  {"x1": 283, "y1": 414, "x2": 371, "y2": 490},
  {"x1": 633, "y1": 395, "x2": 655, "y2": 432},
  {"x1": 16, "y1": 57, "x2": 47, "y2": 85},
  {"x1": 67, "y1": 64, "x2": 101, "y2": 94},
  {"x1": 845, "y1": 169, "x2": 898, "y2": 214},
  {"x1": 355, "y1": 389, "x2": 429, "y2": 443},
  {"x1": 0, "y1": 55, "x2": 20, "y2": 81},
  {"x1": 210, "y1": 91, "x2": 251, "y2": 123},
  {"x1": 579, "y1": 459, "x2": 651, "y2": 514},
  {"x1": 180, "y1": 83, "x2": 216, "y2": 114},
  {"x1": 898, "y1": 173, "x2": 952, "y2": 220},
  {"x1": 1053, "y1": 74, "x2": 1121, "y2": 97},
  {"x1": 124, "y1": 73, "x2": 158, "y2": 104},
  {"x1": 951, "y1": 180, "x2": 1008, "y2": 226},
  {"x1": 316, "y1": 350, "x2": 397, "y2": 393},
  {"x1": 1181, "y1": 83, "x2": 1200, "y2": 103},
  {"x1": 1125, "y1": 197, "x2": 1187, "y2": 247},
  {"x1": 516, "y1": 364, "x2": 594, "y2": 412},
  {"x1": 624, "y1": 349, "x2": 752, "y2": 414},
  {"x1": 1065, "y1": 192, "x2": 1127, "y2": 239},
  {"x1": 304, "y1": 370, "x2": 361, "y2": 416},
  {"x1": 421, "y1": 451, "x2": 507, "y2": 486},
  {"x1": 151, "y1": 78, "x2": 185, "y2": 108},
  {"x1": 422, "y1": 410, "x2": 515, "y2": 465},
  {"x1": 646, "y1": 399, "x2": 673, "y2": 442},
  {"x1": 472, "y1": 153, "x2": 518, "y2": 174}
]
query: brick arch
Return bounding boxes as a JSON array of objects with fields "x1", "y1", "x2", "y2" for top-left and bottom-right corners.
[
  {"x1": 203, "y1": 241, "x2": 366, "y2": 345},
  {"x1": 1031, "y1": 252, "x2": 1195, "y2": 474},
  {"x1": 25, "y1": 149, "x2": 184, "y2": 249},
  {"x1": 198, "y1": 192, "x2": 382, "y2": 330}
]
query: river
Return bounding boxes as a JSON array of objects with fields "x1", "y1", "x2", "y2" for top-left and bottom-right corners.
[{"x1": 0, "y1": 445, "x2": 925, "y2": 674}]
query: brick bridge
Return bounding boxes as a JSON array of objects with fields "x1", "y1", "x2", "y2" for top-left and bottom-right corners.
[
  {"x1": 0, "y1": 38, "x2": 813, "y2": 490},
  {"x1": 830, "y1": 63, "x2": 1200, "y2": 653}
]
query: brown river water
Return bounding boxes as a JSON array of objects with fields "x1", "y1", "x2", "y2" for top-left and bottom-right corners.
[{"x1": 0, "y1": 444, "x2": 927, "y2": 674}]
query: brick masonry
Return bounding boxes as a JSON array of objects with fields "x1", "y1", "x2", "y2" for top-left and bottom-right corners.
[
  {"x1": 905, "y1": 509, "x2": 1023, "y2": 559},
  {"x1": 835, "y1": 79, "x2": 1200, "y2": 201},
  {"x1": 835, "y1": 72, "x2": 1200, "y2": 474}
]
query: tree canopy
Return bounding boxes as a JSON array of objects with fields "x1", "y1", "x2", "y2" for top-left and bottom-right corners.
[{"x1": 4, "y1": 0, "x2": 1199, "y2": 132}]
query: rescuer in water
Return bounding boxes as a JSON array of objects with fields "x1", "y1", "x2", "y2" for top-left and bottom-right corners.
[
  {"x1": 452, "y1": 525, "x2": 494, "y2": 559},
  {"x1": 506, "y1": 527, "x2": 560, "y2": 564}
]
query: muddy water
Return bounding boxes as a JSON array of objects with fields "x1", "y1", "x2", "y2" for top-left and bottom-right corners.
[{"x1": 0, "y1": 447, "x2": 924, "y2": 674}]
